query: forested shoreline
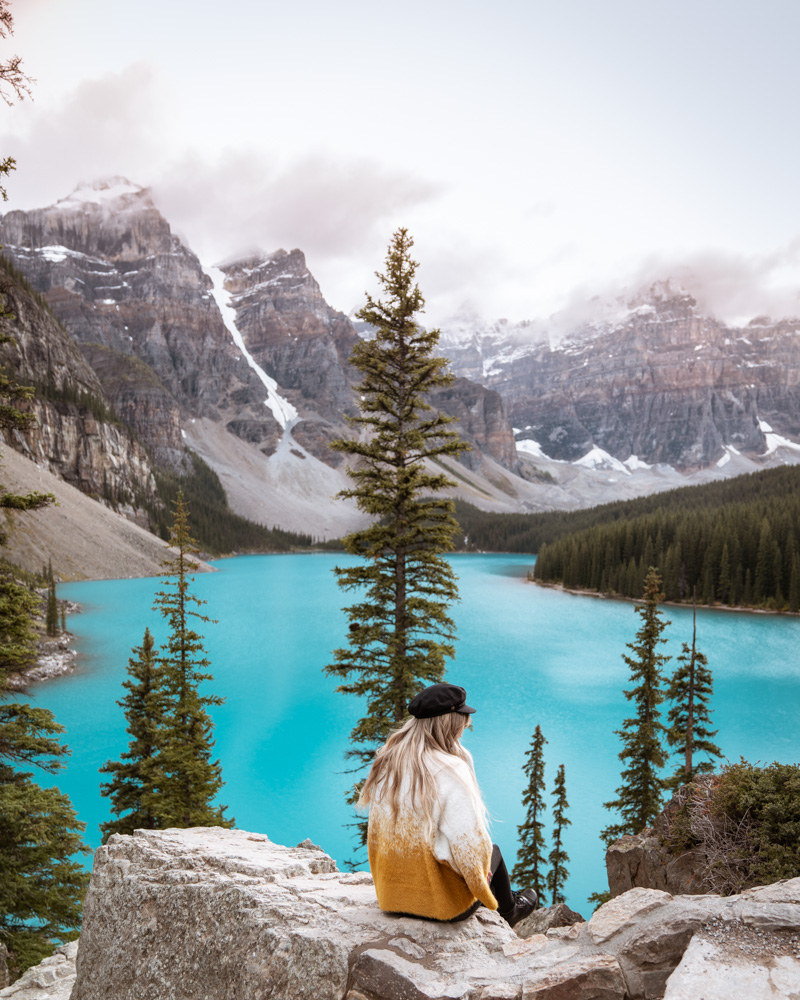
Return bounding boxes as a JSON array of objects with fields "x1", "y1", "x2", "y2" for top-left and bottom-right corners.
[{"x1": 530, "y1": 467, "x2": 800, "y2": 611}]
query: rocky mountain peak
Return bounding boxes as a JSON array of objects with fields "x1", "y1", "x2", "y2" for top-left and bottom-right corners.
[
  {"x1": 637, "y1": 277, "x2": 696, "y2": 306},
  {"x1": 55, "y1": 177, "x2": 152, "y2": 211},
  {"x1": 219, "y1": 248, "x2": 329, "y2": 322},
  {"x1": 0, "y1": 176, "x2": 172, "y2": 262}
]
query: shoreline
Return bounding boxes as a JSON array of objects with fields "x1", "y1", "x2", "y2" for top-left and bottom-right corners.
[
  {"x1": 531, "y1": 578, "x2": 800, "y2": 617},
  {"x1": 7, "y1": 600, "x2": 82, "y2": 690}
]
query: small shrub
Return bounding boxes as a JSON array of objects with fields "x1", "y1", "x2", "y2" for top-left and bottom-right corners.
[{"x1": 657, "y1": 761, "x2": 800, "y2": 895}]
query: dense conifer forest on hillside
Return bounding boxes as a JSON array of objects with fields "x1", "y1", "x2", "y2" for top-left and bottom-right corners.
[
  {"x1": 454, "y1": 467, "x2": 800, "y2": 611},
  {"x1": 144, "y1": 452, "x2": 313, "y2": 556}
]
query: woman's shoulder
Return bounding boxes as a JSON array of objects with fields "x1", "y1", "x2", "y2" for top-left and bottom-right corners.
[{"x1": 430, "y1": 750, "x2": 474, "y2": 785}]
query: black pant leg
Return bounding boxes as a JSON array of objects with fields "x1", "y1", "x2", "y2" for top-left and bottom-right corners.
[{"x1": 488, "y1": 843, "x2": 515, "y2": 912}]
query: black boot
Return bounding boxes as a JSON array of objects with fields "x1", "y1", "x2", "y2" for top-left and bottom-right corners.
[{"x1": 498, "y1": 888, "x2": 538, "y2": 929}]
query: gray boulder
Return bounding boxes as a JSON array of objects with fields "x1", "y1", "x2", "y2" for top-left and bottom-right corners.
[
  {"x1": 0, "y1": 942, "x2": 77, "y2": 1000},
  {"x1": 26, "y1": 827, "x2": 796, "y2": 1000},
  {"x1": 516, "y1": 902, "x2": 585, "y2": 939},
  {"x1": 71, "y1": 828, "x2": 625, "y2": 1000},
  {"x1": 664, "y1": 922, "x2": 800, "y2": 999}
]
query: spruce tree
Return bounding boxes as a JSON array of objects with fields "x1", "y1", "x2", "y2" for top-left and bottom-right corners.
[
  {"x1": 326, "y1": 230, "x2": 468, "y2": 793},
  {"x1": 601, "y1": 567, "x2": 670, "y2": 845},
  {"x1": 152, "y1": 492, "x2": 232, "y2": 828},
  {"x1": 99, "y1": 628, "x2": 167, "y2": 840},
  {"x1": 512, "y1": 724, "x2": 548, "y2": 903},
  {"x1": 665, "y1": 599, "x2": 722, "y2": 789},
  {"x1": 45, "y1": 578, "x2": 58, "y2": 636},
  {"x1": 546, "y1": 764, "x2": 571, "y2": 904}
]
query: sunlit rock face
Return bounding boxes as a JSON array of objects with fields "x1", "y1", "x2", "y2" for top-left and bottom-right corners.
[
  {"x1": 444, "y1": 285, "x2": 800, "y2": 469},
  {"x1": 0, "y1": 179, "x2": 279, "y2": 464}
]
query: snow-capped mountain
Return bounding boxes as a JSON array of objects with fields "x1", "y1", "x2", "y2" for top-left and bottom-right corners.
[
  {"x1": 0, "y1": 180, "x2": 526, "y2": 535},
  {"x1": 441, "y1": 282, "x2": 800, "y2": 470}
]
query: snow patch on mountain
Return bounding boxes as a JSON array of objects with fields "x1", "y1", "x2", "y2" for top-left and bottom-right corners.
[
  {"x1": 574, "y1": 446, "x2": 631, "y2": 476},
  {"x1": 515, "y1": 438, "x2": 548, "y2": 459},
  {"x1": 57, "y1": 177, "x2": 146, "y2": 208},
  {"x1": 206, "y1": 265, "x2": 298, "y2": 430},
  {"x1": 624, "y1": 454, "x2": 653, "y2": 471},
  {"x1": 762, "y1": 431, "x2": 800, "y2": 457}
]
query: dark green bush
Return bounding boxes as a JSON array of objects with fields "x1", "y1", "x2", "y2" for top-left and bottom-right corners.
[
  {"x1": 713, "y1": 760, "x2": 800, "y2": 888},
  {"x1": 658, "y1": 761, "x2": 800, "y2": 894}
]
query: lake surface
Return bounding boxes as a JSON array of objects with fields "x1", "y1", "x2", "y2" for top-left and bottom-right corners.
[{"x1": 39, "y1": 553, "x2": 800, "y2": 915}]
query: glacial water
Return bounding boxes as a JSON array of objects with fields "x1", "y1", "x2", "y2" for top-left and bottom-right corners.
[{"x1": 38, "y1": 553, "x2": 800, "y2": 915}]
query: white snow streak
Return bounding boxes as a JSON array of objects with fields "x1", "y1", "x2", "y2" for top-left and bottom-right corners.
[
  {"x1": 515, "y1": 438, "x2": 547, "y2": 459},
  {"x1": 574, "y1": 446, "x2": 630, "y2": 476},
  {"x1": 762, "y1": 432, "x2": 800, "y2": 457},
  {"x1": 206, "y1": 265, "x2": 298, "y2": 430}
]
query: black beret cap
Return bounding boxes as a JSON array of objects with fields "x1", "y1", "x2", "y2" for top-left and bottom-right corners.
[{"x1": 408, "y1": 683, "x2": 476, "y2": 719}]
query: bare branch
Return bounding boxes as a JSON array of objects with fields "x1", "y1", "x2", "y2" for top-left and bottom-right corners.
[{"x1": 0, "y1": 2, "x2": 34, "y2": 105}]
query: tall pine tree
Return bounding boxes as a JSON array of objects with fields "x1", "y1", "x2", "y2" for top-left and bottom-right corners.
[
  {"x1": 99, "y1": 628, "x2": 167, "y2": 840},
  {"x1": 512, "y1": 724, "x2": 548, "y2": 903},
  {"x1": 665, "y1": 598, "x2": 722, "y2": 789},
  {"x1": 546, "y1": 764, "x2": 571, "y2": 904},
  {"x1": 326, "y1": 229, "x2": 468, "y2": 817},
  {"x1": 601, "y1": 567, "x2": 670, "y2": 845},
  {"x1": 45, "y1": 578, "x2": 58, "y2": 636},
  {"x1": 151, "y1": 492, "x2": 232, "y2": 829}
]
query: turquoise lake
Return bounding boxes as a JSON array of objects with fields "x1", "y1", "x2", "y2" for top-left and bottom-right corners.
[{"x1": 38, "y1": 553, "x2": 800, "y2": 915}]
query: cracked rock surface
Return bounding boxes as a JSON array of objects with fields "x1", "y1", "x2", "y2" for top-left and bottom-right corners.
[{"x1": 9, "y1": 829, "x2": 800, "y2": 1000}]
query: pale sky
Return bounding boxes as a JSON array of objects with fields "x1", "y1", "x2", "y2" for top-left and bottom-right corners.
[{"x1": 3, "y1": 0, "x2": 800, "y2": 326}]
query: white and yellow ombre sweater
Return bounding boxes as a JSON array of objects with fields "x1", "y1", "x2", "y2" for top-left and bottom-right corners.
[{"x1": 367, "y1": 750, "x2": 499, "y2": 921}]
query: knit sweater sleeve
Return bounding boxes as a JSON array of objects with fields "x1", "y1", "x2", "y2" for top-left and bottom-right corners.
[{"x1": 433, "y1": 759, "x2": 498, "y2": 911}]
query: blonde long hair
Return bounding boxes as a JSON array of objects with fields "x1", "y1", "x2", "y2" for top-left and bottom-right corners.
[{"x1": 358, "y1": 713, "x2": 486, "y2": 837}]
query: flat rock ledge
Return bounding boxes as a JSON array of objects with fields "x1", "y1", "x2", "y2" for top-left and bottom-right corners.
[{"x1": 7, "y1": 829, "x2": 800, "y2": 1000}]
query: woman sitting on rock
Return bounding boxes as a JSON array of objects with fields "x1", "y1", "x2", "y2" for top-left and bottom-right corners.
[{"x1": 359, "y1": 682, "x2": 537, "y2": 928}]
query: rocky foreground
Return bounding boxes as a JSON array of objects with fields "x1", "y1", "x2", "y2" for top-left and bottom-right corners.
[{"x1": 3, "y1": 828, "x2": 799, "y2": 1000}]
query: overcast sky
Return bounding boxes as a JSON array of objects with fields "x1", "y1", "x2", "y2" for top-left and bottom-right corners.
[{"x1": 3, "y1": 0, "x2": 799, "y2": 326}]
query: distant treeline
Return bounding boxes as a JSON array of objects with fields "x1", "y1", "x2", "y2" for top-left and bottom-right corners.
[
  {"x1": 143, "y1": 451, "x2": 314, "y2": 556},
  {"x1": 531, "y1": 466, "x2": 800, "y2": 611}
]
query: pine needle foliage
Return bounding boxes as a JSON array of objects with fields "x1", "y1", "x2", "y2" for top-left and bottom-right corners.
[
  {"x1": 512, "y1": 724, "x2": 548, "y2": 903},
  {"x1": 0, "y1": 571, "x2": 40, "y2": 675},
  {"x1": 0, "y1": 492, "x2": 87, "y2": 980},
  {"x1": 602, "y1": 567, "x2": 670, "y2": 846},
  {"x1": 45, "y1": 579, "x2": 58, "y2": 636},
  {"x1": 99, "y1": 629, "x2": 168, "y2": 840},
  {"x1": 326, "y1": 229, "x2": 468, "y2": 782},
  {"x1": 665, "y1": 599, "x2": 722, "y2": 790},
  {"x1": 546, "y1": 764, "x2": 571, "y2": 904},
  {"x1": 151, "y1": 491, "x2": 232, "y2": 829}
]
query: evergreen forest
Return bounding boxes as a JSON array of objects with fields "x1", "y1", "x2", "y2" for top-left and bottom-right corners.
[{"x1": 454, "y1": 467, "x2": 800, "y2": 611}]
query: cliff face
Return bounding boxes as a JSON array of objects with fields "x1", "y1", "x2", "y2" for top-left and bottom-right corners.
[
  {"x1": 219, "y1": 249, "x2": 359, "y2": 423},
  {"x1": 430, "y1": 377, "x2": 519, "y2": 472},
  {"x1": 445, "y1": 286, "x2": 800, "y2": 469},
  {"x1": 0, "y1": 265, "x2": 155, "y2": 507},
  {"x1": 0, "y1": 179, "x2": 278, "y2": 466}
]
